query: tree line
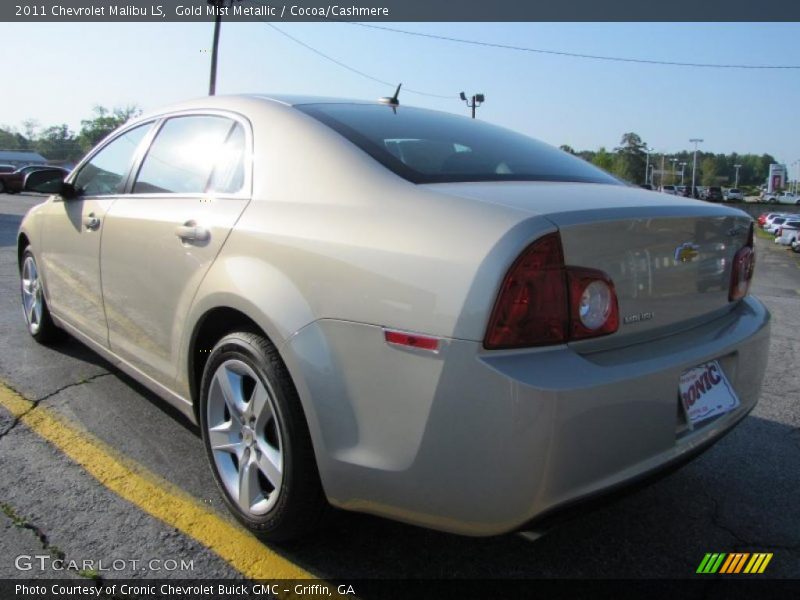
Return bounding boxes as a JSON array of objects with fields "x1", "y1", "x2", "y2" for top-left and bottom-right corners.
[
  {"x1": 560, "y1": 132, "x2": 777, "y2": 189},
  {"x1": 0, "y1": 105, "x2": 141, "y2": 164}
]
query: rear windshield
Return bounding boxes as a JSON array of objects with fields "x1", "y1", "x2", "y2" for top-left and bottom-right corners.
[{"x1": 297, "y1": 104, "x2": 620, "y2": 185}]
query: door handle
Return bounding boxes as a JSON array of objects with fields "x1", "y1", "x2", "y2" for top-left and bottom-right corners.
[
  {"x1": 175, "y1": 220, "x2": 210, "y2": 243},
  {"x1": 84, "y1": 213, "x2": 101, "y2": 231}
]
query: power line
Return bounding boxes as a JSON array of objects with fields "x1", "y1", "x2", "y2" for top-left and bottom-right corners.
[
  {"x1": 347, "y1": 22, "x2": 800, "y2": 70},
  {"x1": 262, "y1": 23, "x2": 455, "y2": 99}
]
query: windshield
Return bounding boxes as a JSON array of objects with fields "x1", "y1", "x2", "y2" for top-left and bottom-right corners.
[{"x1": 298, "y1": 103, "x2": 620, "y2": 185}]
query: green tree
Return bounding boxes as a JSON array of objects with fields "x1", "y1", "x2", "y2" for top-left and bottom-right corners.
[
  {"x1": 591, "y1": 147, "x2": 615, "y2": 172},
  {"x1": 700, "y1": 156, "x2": 718, "y2": 186},
  {"x1": 34, "y1": 125, "x2": 82, "y2": 162},
  {"x1": 0, "y1": 128, "x2": 22, "y2": 150},
  {"x1": 613, "y1": 132, "x2": 648, "y2": 184},
  {"x1": 559, "y1": 144, "x2": 575, "y2": 155},
  {"x1": 78, "y1": 105, "x2": 141, "y2": 152}
]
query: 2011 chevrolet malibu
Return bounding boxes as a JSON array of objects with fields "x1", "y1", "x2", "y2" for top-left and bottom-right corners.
[{"x1": 18, "y1": 95, "x2": 770, "y2": 541}]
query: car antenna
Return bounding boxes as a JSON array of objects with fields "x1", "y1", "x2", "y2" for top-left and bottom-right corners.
[{"x1": 379, "y1": 83, "x2": 402, "y2": 109}]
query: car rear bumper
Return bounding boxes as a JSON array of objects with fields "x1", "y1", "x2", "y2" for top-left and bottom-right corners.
[{"x1": 283, "y1": 296, "x2": 770, "y2": 536}]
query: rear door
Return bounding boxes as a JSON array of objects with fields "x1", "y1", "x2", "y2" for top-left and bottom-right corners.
[{"x1": 99, "y1": 112, "x2": 251, "y2": 387}]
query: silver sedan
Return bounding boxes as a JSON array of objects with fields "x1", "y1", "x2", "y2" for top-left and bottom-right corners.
[{"x1": 18, "y1": 95, "x2": 770, "y2": 540}]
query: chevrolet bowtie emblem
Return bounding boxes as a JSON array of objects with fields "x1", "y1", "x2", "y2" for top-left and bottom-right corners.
[{"x1": 675, "y1": 242, "x2": 700, "y2": 263}]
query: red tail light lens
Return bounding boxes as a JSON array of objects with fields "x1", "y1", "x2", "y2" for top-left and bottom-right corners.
[
  {"x1": 484, "y1": 233, "x2": 619, "y2": 349},
  {"x1": 483, "y1": 233, "x2": 568, "y2": 349},
  {"x1": 729, "y1": 223, "x2": 755, "y2": 302}
]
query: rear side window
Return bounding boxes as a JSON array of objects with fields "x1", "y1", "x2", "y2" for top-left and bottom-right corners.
[
  {"x1": 298, "y1": 104, "x2": 619, "y2": 185},
  {"x1": 74, "y1": 123, "x2": 152, "y2": 196},
  {"x1": 133, "y1": 116, "x2": 245, "y2": 194}
]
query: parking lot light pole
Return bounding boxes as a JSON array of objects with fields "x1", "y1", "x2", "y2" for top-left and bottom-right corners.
[
  {"x1": 670, "y1": 158, "x2": 678, "y2": 185},
  {"x1": 690, "y1": 138, "x2": 703, "y2": 196},
  {"x1": 459, "y1": 92, "x2": 485, "y2": 119},
  {"x1": 733, "y1": 164, "x2": 742, "y2": 189},
  {"x1": 679, "y1": 162, "x2": 687, "y2": 185},
  {"x1": 644, "y1": 147, "x2": 654, "y2": 186}
]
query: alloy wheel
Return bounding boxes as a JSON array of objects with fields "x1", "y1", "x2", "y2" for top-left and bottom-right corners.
[{"x1": 206, "y1": 359, "x2": 284, "y2": 516}]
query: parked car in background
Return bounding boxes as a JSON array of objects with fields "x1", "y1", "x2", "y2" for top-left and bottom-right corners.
[
  {"x1": 766, "y1": 216, "x2": 790, "y2": 234},
  {"x1": 702, "y1": 186, "x2": 723, "y2": 202},
  {"x1": 763, "y1": 191, "x2": 799, "y2": 204},
  {"x1": 18, "y1": 94, "x2": 769, "y2": 541},
  {"x1": 660, "y1": 184, "x2": 677, "y2": 195},
  {"x1": 640, "y1": 183, "x2": 653, "y2": 190},
  {"x1": 682, "y1": 186, "x2": 700, "y2": 198},
  {"x1": 724, "y1": 188, "x2": 744, "y2": 202},
  {"x1": 0, "y1": 165, "x2": 70, "y2": 194},
  {"x1": 763, "y1": 213, "x2": 790, "y2": 230},
  {"x1": 774, "y1": 220, "x2": 800, "y2": 246}
]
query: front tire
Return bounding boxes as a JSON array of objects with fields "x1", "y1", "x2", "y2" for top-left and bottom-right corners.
[
  {"x1": 199, "y1": 331, "x2": 327, "y2": 542},
  {"x1": 20, "y1": 247, "x2": 60, "y2": 343}
]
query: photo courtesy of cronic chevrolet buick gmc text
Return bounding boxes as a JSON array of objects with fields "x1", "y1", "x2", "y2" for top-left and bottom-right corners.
[{"x1": 18, "y1": 95, "x2": 770, "y2": 541}]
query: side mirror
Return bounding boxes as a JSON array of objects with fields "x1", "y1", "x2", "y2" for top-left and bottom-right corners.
[{"x1": 23, "y1": 171, "x2": 77, "y2": 198}]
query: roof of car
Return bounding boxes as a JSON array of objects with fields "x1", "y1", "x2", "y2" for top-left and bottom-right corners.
[{"x1": 131, "y1": 94, "x2": 403, "y2": 128}]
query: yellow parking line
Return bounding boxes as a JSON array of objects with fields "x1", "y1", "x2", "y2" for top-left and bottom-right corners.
[{"x1": 0, "y1": 381, "x2": 315, "y2": 581}]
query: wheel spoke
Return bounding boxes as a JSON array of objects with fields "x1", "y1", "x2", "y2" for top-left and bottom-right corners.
[
  {"x1": 250, "y1": 382, "x2": 273, "y2": 428},
  {"x1": 255, "y1": 441, "x2": 282, "y2": 489},
  {"x1": 214, "y1": 368, "x2": 243, "y2": 424},
  {"x1": 237, "y1": 451, "x2": 261, "y2": 511},
  {"x1": 27, "y1": 301, "x2": 36, "y2": 325},
  {"x1": 208, "y1": 421, "x2": 241, "y2": 455}
]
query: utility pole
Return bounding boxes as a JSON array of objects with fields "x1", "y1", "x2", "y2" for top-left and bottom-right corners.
[
  {"x1": 460, "y1": 92, "x2": 485, "y2": 119},
  {"x1": 207, "y1": 0, "x2": 237, "y2": 95},
  {"x1": 690, "y1": 138, "x2": 703, "y2": 197},
  {"x1": 733, "y1": 163, "x2": 742, "y2": 188},
  {"x1": 644, "y1": 147, "x2": 653, "y2": 186}
]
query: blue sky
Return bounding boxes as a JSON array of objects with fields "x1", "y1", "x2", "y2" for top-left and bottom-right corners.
[{"x1": 1, "y1": 21, "x2": 798, "y2": 165}]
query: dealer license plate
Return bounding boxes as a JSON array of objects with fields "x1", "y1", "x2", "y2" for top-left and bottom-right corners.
[{"x1": 679, "y1": 361, "x2": 740, "y2": 427}]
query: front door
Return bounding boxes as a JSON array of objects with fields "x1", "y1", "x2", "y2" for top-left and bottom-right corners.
[{"x1": 40, "y1": 123, "x2": 153, "y2": 346}]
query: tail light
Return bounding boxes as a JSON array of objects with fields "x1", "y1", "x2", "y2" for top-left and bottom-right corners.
[
  {"x1": 484, "y1": 233, "x2": 619, "y2": 349},
  {"x1": 729, "y1": 223, "x2": 755, "y2": 302}
]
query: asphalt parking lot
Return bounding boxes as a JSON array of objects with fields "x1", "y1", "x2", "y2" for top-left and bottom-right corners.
[{"x1": 0, "y1": 193, "x2": 798, "y2": 586}]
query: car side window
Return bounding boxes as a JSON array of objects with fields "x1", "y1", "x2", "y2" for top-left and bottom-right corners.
[
  {"x1": 207, "y1": 123, "x2": 246, "y2": 194},
  {"x1": 74, "y1": 124, "x2": 152, "y2": 196},
  {"x1": 133, "y1": 116, "x2": 242, "y2": 195}
]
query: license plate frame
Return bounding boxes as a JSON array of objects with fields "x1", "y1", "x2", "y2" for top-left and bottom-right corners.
[{"x1": 679, "y1": 360, "x2": 740, "y2": 429}]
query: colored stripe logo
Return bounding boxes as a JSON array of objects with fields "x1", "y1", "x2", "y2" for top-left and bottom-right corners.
[{"x1": 697, "y1": 553, "x2": 773, "y2": 574}]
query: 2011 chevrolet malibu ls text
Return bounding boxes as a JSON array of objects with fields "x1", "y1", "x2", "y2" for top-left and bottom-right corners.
[{"x1": 18, "y1": 95, "x2": 770, "y2": 541}]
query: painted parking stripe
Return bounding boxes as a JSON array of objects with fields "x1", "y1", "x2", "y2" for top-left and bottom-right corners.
[{"x1": 0, "y1": 381, "x2": 315, "y2": 581}]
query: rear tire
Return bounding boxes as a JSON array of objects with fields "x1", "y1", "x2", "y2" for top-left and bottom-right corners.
[
  {"x1": 199, "y1": 331, "x2": 327, "y2": 542},
  {"x1": 20, "y1": 247, "x2": 61, "y2": 344}
]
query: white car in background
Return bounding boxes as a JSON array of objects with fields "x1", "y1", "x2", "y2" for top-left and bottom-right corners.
[
  {"x1": 765, "y1": 216, "x2": 790, "y2": 235},
  {"x1": 763, "y1": 213, "x2": 790, "y2": 231},
  {"x1": 774, "y1": 220, "x2": 800, "y2": 246},
  {"x1": 724, "y1": 188, "x2": 744, "y2": 202},
  {"x1": 764, "y1": 191, "x2": 799, "y2": 205}
]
